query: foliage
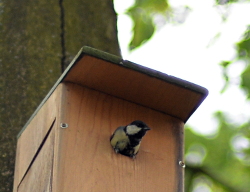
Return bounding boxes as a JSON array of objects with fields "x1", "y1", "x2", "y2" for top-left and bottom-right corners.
[
  {"x1": 126, "y1": 0, "x2": 250, "y2": 50},
  {"x1": 126, "y1": 0, "x2": 170, "y2": 50},
  {"x1": 241, "y1": 65, "x2": 250, "y2": 98},
  {"x1": 216, "y1": 0, "x2": 239, "y2": 5},
  {"x1": 185, "y1": 112, "x2": 250, "y2": 191},
  {"x1": 235, "y1": 26, "x2": 250, "y2": 98},
  {"x1": 124, "y1": 0, "x2": 250, "y2": 191},
  {"x1": 214, "y1": 20, "x2": 250, "y2": 192},
  {"x1": 220, "y1": 25, "x2": 250, "y2": 98}
]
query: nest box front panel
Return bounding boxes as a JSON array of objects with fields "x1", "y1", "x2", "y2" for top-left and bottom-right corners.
[{"x1": 55, "y1": 82, "x2": 184, "y2": 192}]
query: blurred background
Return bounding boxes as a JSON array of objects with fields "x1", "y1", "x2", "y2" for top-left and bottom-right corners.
[{"x1": 114, "y1": 0, "x2": 250, "y2": 191}]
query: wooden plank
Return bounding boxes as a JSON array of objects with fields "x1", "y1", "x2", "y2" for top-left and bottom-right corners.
[
  {"x1": 54, "y1": 82, "x2": 184, "y2": 192},
  {"x1": 63, "y1": 55, "x2": 205, "y2": 122},
  {"x1": 17, "y1": 120, "x2": 56, "y2": 192},
  {"x1": 13, "y1": 85, "x2": 62, "y2": 191}
]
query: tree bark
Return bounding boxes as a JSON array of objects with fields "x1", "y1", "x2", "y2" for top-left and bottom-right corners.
[
  {"x1": 62, "y1": 0, "x2": 121, "y2": 68},
  {"x1": 0, "y1": 0, "x2": 120, "y2": 191}
]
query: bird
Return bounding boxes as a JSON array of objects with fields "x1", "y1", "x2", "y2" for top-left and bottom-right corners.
[{"x1": 110, "y1": 120, "x2": 150, "y2": 159}]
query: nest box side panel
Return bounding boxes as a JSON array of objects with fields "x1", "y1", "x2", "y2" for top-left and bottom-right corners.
[
  {"x1": 13, "y1": 85, "x2": 62, "y2": 191},
  {"x1": 17, "y1": 122, "x2": 56, "y2": 192},
  {"x1": 54, "y1": 82, "x2": 184, "y2": 192}
]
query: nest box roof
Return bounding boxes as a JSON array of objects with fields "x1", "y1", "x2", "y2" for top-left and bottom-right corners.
[
  {"x1": 18, "y1": 46, "x2": 208, "y2": 138},
  {"x1": 62, "y1": 46, "x2": 208, "y2": 121}
]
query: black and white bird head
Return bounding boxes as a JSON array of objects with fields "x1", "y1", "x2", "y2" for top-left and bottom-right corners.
[{"x1": 125, "y1": 120, "x2": 151, "y2": 138}]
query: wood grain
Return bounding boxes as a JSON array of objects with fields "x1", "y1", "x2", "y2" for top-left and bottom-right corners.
[
  {"x1": 63, "y1": 55, "x2": 204, "y2": 122},
  {"x1": 54, "y1": 82, "x2": 184, "y2": 192},
  {"x1": 17, "y1": 121, "x2": 55, "y2": 192},
  {"x1": 14, "y1": 81, "x2": 185, "y2": 191},
  {"x1": 13, "y1": 85, "x2": 62, "y2": 191}
]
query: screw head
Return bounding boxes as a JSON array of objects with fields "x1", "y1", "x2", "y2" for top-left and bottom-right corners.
[
  {"x1": 179, "y1": 161, "x2": 185, "y2": 168},
  {"x1": 60, "y1": 123, "x2": 68, "y2": 128}
]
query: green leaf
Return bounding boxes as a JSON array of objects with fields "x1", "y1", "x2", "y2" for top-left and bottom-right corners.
[
  {"x1": 237, "y1": 39, "x2": 250, "y2": 59},
  {"x1": 128, "y1": 7, "x2": 155, "y2": 50},
  {"x1": 127, "y1": 0, "x2": 170, "y2": 50},
  {"x1": 132, "y1": 0, "x2": 170, "y2": 13},
  {"x1": 241, "y1": 65, "x2": 250, "y2": 98},
  {"x1": 236, "y1": 25, "x2": 250, "y2": 59},
  {"x1": 216, "y1": 0, "x2": 238, "y2": 5},
  {"x1": 219, "y1": 60, "x2": 232, "y2": 93},
  {"x1": 220, "y1": 60, "x2": 232, "y2": 68}
]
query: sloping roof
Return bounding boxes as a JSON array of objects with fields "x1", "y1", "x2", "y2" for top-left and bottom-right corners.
[{"x1": 18, "y1": 46, "x2": 208, "y2": 138}]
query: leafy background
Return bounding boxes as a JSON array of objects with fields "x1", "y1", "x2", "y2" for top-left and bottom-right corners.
[{"x1": 115, "y1": 0, "x2": 250, "y2": 191}]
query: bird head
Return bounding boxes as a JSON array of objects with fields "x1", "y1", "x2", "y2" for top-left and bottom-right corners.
[{"x1": 125, "y1": 120, "x2": 151, "y2": 136}]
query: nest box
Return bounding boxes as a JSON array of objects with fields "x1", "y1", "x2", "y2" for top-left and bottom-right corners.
[{"x1": 13, "y1": 47, "x2": 208, "y2": 192}]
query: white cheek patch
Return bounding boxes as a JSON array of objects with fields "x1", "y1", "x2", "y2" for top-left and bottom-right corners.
[{"x1": 126, "y1": 125, "x2": 141, "y2": 135}]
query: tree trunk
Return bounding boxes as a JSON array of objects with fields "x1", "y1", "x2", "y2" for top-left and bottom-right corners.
[{"x1": 0, "y1": 0, "x2": 120, "y2": 191}]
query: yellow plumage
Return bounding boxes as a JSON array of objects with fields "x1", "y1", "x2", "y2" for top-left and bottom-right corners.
[{"x1": 110, "y1": 126, "x2": 128, "y2": 152}]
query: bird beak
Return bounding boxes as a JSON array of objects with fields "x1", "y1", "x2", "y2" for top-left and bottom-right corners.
[{"x1": 145, "y1": 127, "x2": 151, "y2": 131}]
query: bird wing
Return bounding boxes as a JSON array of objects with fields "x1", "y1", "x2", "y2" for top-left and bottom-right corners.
[{"x1": 110, "y1": 126, "x2": 128, "y2": 150}]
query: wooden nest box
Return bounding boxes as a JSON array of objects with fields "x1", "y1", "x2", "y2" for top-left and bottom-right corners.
[{"x1": 14, "y1": 47, "x2": 208, "y2": 192}]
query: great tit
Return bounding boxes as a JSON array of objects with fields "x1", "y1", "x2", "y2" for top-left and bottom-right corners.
[{"x1": 110, "y1": 120, "x2": 150, "y2": 159}]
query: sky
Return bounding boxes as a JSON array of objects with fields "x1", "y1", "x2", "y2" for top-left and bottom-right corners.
[{"x1": 114, "y1": 0, "x2": 250, "y2": 135}]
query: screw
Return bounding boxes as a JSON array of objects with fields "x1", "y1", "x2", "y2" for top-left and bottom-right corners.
[
  {"x1": 179, "y1": 161, "x2": 185, "y2": 168},
  {"x1": 60, "y1": 123, "x2": 68, "y2": 128}
]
